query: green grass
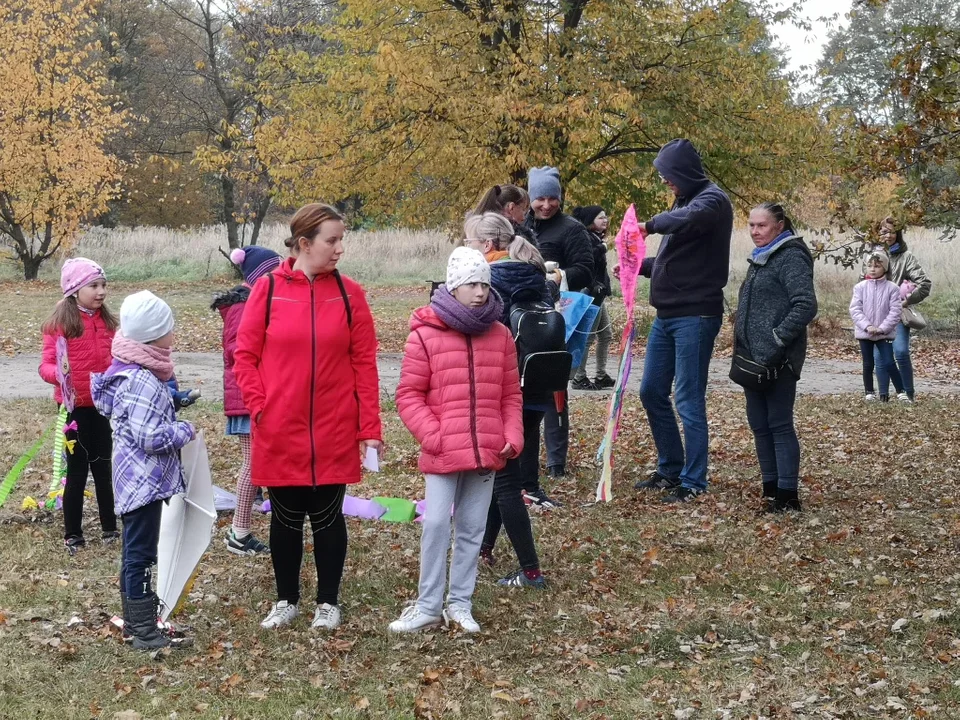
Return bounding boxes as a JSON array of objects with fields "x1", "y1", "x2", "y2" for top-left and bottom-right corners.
[{"x1": 0, "y1": 393, "x2": 959, "y2": 717}]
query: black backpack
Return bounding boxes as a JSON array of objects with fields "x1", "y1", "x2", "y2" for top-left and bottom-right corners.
[{"x1": 508, "y1": 301, "x2": 572, "y2": 394}]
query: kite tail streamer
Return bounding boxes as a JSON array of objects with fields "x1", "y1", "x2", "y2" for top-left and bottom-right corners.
[
  {"x1": 46, "y1": 406, "x2": 69, "y2": 508},
  {"x1": 0, "y1": 422, "x2": 56, "y2": 509}
]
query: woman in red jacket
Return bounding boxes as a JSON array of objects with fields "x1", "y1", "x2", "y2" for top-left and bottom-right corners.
[
  {"x1": 233, "y1": 203, "x2": 382, "y2": 632},
  {"x1": 389, "y1": 247, "x2": 524, "y2": 634},
  {"x1": 212, "y1": 246, "x2": 280, "y2": 557},
  {"x1": 39, "y1": 258, "x2": 118, "y2": 554}
]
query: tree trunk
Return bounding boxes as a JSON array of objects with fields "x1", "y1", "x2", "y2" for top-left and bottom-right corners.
[
  {"x1": 248, "y1": 195, "x2": 272, "y2": 247},
  {"x1": 221, "y1": 174, "x2": 239, "y2": 249},
  {"x1": 22, "y1": 255, "x2": 43, "y2": 280}
]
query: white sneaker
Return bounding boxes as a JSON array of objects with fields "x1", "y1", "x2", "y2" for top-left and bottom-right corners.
[
  {"x1": 443, "y1": 604, "x2": 480, "y2": 633},
  {"x1": 864, "y1": 393, "x2": 877, "y2": 402},
  {"x1": 388, "y1": 604, "x2": 442, "y2": 633},
  {"x1": 260, "y1": 600, "x2": 298, "y2": 629},
  {"x1": 311, "y1": 603, "x2": 341, "y2": 630},
  {"x1": 897, "y1": 392, "x2": 913, "y2": 403}
]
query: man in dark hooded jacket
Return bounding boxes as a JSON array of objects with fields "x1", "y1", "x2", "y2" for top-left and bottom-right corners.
[{"x1": 632, "y1": 139, "x2": 732, "y2": 502}]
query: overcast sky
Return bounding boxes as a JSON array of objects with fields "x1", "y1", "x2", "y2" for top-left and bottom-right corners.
[{"x1": 769, "y1": 0, "x2": 854, "y2": 76}]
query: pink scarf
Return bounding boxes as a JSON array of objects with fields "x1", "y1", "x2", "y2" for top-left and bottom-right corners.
[{"x1": 112, "y1": 335, "x2": 175, "y2": 381}]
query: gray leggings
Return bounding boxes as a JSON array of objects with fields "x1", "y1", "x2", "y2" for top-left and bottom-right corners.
[
  {"x1": 415, "y1": 470, "x2": 495, "y2": 616},
  {"x1": 574, "y1": 300, "x2": 612, "y2": 380}
]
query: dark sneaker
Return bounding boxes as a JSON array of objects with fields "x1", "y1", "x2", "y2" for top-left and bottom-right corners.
[
  {"x1": 479, "y1": 546, "x2": 495, "y2": 567},
  {"x1": 225, "y1": 530, "x2": 270, "y2": 556},
  {"x1": 523, "y1": 488, "x2": 563, "y2": 510},
  {"x1": 661, "y1": 486, "x2": 703, "y2": 504},
  {"x1": 571, "y1": 377, "x2": 599, "y2": 391},
  {"x1": 64, "y1": 535, "x2": 85, "y2": 555},
  {"x1": 594, "y1": 374, "x2": 616, "y2": 389},
  {"x1": 102, "y1": 530, "x2": 120, "y2": 546},
  {"x1": 497, "y1": 569, "x2": 548, "y2": 590},
  {"x1": 634, "y1": 471, "x2": 680, "y2": 491},
  {"x1": 546, "y1": 465, "x2": 565, "y2": 478}
]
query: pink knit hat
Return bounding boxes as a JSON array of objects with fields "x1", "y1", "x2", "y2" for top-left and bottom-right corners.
[{"x1": 60, "y1": 258, "x2": 106, "y2": 297}]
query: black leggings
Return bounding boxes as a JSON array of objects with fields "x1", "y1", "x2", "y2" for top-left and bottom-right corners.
[
  {"x1": 268, "y1": 484, "x2": 347, "y2": 606},
  {"x1": 63, "y1": 406, "x2": 116, "y2": 539},
  {"x1": 482, "y1": 409, "x2": 543, "y2": 571}
]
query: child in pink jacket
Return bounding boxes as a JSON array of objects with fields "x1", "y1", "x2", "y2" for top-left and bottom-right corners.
[
  {"x1": 391, "y1": 247, "x2": 523, "y2": 635},
  {"x1": 850, "y1": 251, "x2": 906, "y2": 402}
]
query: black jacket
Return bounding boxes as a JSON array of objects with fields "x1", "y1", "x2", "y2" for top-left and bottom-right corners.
[
  {"x1": 734, "y1": 236, "x2": 818, "y2": 378},
  {"x1": 641, "y1": 139, "x2": 733, "y2": 318},
  {"x1": 586, "y1": 230, "x2": 611, "y2": 305},
  {"x1": 525, "y1": 211, "x2": 594, "y2": 292}
]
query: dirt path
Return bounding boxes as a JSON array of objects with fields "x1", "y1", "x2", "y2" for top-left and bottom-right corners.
[{"x1": 4, "y1": 352, "x2": 959, "y2": 401}]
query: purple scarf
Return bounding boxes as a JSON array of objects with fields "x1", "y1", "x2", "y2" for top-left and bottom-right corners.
[{"x1": 431, "y1": 286, "x2": 504, "y2": 335}]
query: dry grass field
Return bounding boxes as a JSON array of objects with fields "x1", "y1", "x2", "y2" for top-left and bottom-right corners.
[{"x1": 2, "y1": 223, "x2": 957, "y2": 326}]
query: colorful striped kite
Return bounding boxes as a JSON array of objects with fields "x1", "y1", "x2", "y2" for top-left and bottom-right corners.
[{"x1": 595, "y1": 204, "x2": 647, "y2": 502}]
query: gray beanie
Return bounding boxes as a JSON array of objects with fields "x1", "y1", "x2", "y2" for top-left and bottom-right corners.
[{"x1": 528, "y1": 166, "x2": 562, "y2": 200}]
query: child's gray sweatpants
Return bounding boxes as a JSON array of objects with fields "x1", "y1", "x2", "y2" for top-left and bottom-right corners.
[{"x1": 415, "y1": 469, "x2": 495, "y2": 617}]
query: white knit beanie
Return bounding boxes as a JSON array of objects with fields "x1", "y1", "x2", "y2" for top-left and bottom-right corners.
[
  {"x1": 120, "y1": 291, "x2": 175, "y2": 343},
  {"x1": 445, "y1": 247, "x2": 491, "y2": 291}
]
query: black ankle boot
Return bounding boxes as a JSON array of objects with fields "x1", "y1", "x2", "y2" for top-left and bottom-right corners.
[
  {"x1": 761, "y1": 482, "x2": 777, "y2": 512},
  {"x1": 547, "y1": 465, "x2": 565, "y2": 478},
  {"x1": 126, "y1": 595, "x2": 170, "y2": 650},
  {"x1": 773, "y1": 488, "x2": 802, "y2": 513}
]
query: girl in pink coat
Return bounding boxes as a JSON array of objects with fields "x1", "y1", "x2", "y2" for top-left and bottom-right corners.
[
  {"x1": 391, "y1": 247, "x2": 523, "y2": 634},
  {"x1": 850, "y1": 251, "x2": 906, "y2": 402},
  {"x1": 212, "y1": 246, "x2": 280, "y2": 557}
]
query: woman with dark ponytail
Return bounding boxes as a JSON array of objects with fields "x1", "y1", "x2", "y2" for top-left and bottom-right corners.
[{"x1": 472, "y1": 185, "x2": 538, "y2": 247}]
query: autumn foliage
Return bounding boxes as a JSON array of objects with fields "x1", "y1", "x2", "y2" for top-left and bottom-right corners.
[{"x1": 0, "y1": 0, "x2": 128, "y2": 279}]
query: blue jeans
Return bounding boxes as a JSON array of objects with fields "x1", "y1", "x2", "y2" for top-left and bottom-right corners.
[
  {"x1": 120, "y1": 499, "x2": 164, "y2": 600},
  {"x1": 860, "y1": 339, "x2": 903, "y2": 395},
  {"x1": 639, "y1": 315, "x2": 722, "y2": 491},
  {"x1": 876, "y1": 323, "x2": 913, "y2": 396},
  {"x1": 744, "y1": 376, "x2": 800, "y2": 490}
]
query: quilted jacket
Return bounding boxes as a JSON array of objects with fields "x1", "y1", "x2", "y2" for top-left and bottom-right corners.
[
  {"x1": 39, "y1": 310, "x2": 115, "y2": 407},
  {"x1": 850, "y1": 278, "x2": 902, "y2": 341},
  {"x1": 396, "y1": 306, "x2": 524, "y2": 475},
  {"x1": 211, "y1": 286, "x2": 250, "y2": 416}
]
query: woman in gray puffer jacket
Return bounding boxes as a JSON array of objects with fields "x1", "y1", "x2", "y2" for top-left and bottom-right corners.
[{"x1": 734, "y1": 203, "x2": 818, "y2": 513}]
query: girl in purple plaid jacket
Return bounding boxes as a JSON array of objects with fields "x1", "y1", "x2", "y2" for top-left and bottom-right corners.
[{"x1": 93, "y1": 291, "x2": 195, "y2": 650}]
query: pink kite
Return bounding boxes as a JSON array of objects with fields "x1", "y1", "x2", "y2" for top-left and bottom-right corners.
[{"x1": 595, "y1": 205, "x2": 647, "y2": 502}]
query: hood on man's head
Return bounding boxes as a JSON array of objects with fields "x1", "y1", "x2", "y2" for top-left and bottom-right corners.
[{"x1": 653, "y1": 139, "x2": 709, "y2": 197}]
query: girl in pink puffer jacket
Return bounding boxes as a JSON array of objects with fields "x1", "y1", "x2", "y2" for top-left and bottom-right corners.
[
  {"x1": 850, "y1": 251, "x2": 906, "y2": 402},
  {"x1": 392, "y1": 247, "x2": 523, "y2": 635}
]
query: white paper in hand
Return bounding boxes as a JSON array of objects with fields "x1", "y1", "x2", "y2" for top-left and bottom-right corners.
[{"x1": 362, "y1": 446, "x2": 380, "y2": 472}]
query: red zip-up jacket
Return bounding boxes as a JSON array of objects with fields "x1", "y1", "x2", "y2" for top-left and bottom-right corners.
[
  {"x1": 233, "y1": 259, "x2": 382, "y2": 487},
  {"x1": 39, "y1": 310, "x2": 115, "y2": 407},
  {"x1": 396, "y1": 306, "x2": 524, "y2": 475}
]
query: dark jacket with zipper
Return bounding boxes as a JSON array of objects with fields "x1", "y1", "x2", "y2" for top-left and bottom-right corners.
[
  {"x1": 525, "y1": 211, "x2": 595, "y2": 292},
  {"x1": 734, "y1": 235, "x2": 818, "y2": 378},
  {"x1": 641, "y1": 139, "x2": 733, "y2": 318},
  {"x1": 586, "y1": 230, "x2": 612, "y2": 305}
]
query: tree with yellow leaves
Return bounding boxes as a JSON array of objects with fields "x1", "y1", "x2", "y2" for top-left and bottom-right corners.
[
  {"x1": 258, "y1": 0, "x2": 832, "y2": 225},
  {"x1": 0, "y1": 0, "x2": 128, "y2": 279}
]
